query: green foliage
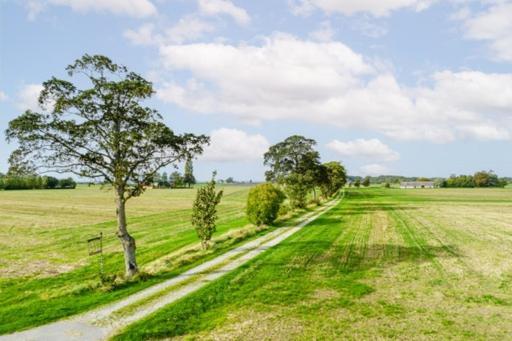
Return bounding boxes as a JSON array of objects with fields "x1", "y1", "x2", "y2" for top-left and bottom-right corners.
[
  {"x1": 246, "y1": 183, "x2": 285, "y2": 226},
  {"x1": 0, "y1": 175, "x2": 75, "y2": 190},
  {"x1": 354, "y1": 179, "x2": 361, "y2": 188},
  {"x1": 170, "y1": 171, "x2": 184, "y2": 188},
  {"x1": 192, "y1": 174, "x2": 224, "y2": 249},
  {"x1": 183, "y1": 157, "x2": 196, "y2": 188},
  {"x1": 7, "y1": 149, "x2": 36, "y2": 177},
  {"x1": 436, "y1": 172, "x2": 507, "y2": 188},
  {"x1": 46, "y1": 176, "x2": 59, "y2": 189},
  {"x1": 58, "y1": 177, "x2": 77, "y2": 189},
  {"x1": 384, "y1": 182, "x2": 391, "y2": 188},
  {"x1": 6, "y1": 54, "x2": 209, "y2": 277},
  {"x1": 319, "y1": 161, "x2": 347, "y2": 198},
  {"x1": 264, "y1": 135, "x2": 321, "y2": 208},
  {"x1": 362, "y1": 176, "x2": 371, "y2": 187}
]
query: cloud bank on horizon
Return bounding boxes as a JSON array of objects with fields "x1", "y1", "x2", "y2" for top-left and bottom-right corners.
[{"x1": 3, "y1": 0, "x2": 512, "y2": 178}]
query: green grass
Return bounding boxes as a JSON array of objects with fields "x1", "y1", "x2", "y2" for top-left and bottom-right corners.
[
  {"x1": 114, "y1": 187, "x2": 512, "y2": 340},
  {"x1": 0, "y1": 184, "x2": 257, "y2": 334}
]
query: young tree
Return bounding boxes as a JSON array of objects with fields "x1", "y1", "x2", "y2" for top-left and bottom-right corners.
[
  {"x1": 183, "y1": 157, "x2": 196, "y2": 188},
  {"x1": 6, "y1": 55, "x2": 209, "y2": 277},
  {"x1": 354, "y1": 179, "x2": 361, "y2": 188},
  {"x1": 191, "y1": 173, "x2": 223, "y2": 249},
  {"x1": 264, "y1": 135, "x2": 321, "y2": 208},
  {"x1": 170, "y1": 171, "x2": 184, "y2": 188}
]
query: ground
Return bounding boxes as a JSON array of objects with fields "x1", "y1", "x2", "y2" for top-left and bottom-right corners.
[
  {"x1": 113, "y1": 187, "x2": 512, "y2": 340},
  {"x1": 0, "y1": 184, "x2": 254, "y2": 334}
]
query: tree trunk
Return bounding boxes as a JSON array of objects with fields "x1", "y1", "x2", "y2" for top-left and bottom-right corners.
[{"x1": 115, "y1": 188, "x2": 138, "y2": 278}]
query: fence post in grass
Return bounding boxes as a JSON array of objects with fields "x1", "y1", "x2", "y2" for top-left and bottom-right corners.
[{"x1": 87, "y1": 232, "x2": 104, "y2": 281}]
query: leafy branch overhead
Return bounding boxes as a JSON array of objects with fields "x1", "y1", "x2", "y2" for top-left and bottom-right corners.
[{"x1": 6, "y1": 54, "x2": 209, "y2": 201}]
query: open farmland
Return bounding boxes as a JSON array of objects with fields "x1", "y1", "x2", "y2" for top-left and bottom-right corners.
[
  {"x1": 114, "y1": 187, "x2": 512, "y2": 340},
  {"x1": 0, "y1": 184, "x2": 256, "y2": 333}
]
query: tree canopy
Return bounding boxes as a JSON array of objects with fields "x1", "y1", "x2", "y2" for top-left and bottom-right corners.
[
  {"x1": 6, "y1": 54, "x2": 209, "y2": 277},
  {"x1": 264, "y1": 135, "x2": 321, "y2": 208}
]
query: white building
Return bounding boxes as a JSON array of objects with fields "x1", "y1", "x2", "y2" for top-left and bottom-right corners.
[{"x1": 400, "y1": 181, "x2": 435, "y2": 189}]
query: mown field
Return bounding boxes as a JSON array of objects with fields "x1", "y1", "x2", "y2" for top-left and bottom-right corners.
[
  {"x1": 115, "y1": 187, "x2": 512, "y2": 340},
  {"x1": 0, "y1": 184, "x2": 258, "y2": 334}
]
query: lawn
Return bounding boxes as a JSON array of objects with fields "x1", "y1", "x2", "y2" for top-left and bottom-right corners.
[
  {"x1": 0, "y1": 184, "x2": 257, "y2": 334},
  {"x1": 114, "y1": 187, "x2": 512, "y2": 340}
]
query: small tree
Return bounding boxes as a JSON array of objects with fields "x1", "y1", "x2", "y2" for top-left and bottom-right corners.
[
  {"x1": 354, "y1": 179, "x2": 361, "y2": 188},
  {"x1": 192, "y1": 173, "x2": 223, "y2": 249},
  {"x1": 246, "y1": 183, "x2": 285, "y2": 226},
  {"x1": 6, "y1": 55, "x2": 208, "y2": 277},
  {"x1": 362, "y1": 176, "x2": 371, "y2": 187},
  {"x1": 183, "y1": 157, "x2": 196, "y2": 188}
]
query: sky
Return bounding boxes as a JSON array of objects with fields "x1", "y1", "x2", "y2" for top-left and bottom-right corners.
[{"x1": 1, "y1": 0, "x2": 512, "y2": 181}]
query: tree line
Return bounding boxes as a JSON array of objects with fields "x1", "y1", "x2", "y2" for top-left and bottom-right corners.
[
  {"x1": 439, "y1": 171, "x2": 507, "y2": 188},
  {"x1": 5, "y1": 55, "x2": 346, "y2": 279},
  {"x1": 0, "y1": 174, "x2": 76, "y2": 190}
]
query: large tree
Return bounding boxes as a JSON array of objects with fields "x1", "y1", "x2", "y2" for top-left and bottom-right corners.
[
  {"x1": 264, "y1": 135, "x2": 321, "y2": 208},
  {"x1": 319, "y1": 161, "x2": 347, "y2": 198},
  {"x1": 6, "y1": 55, "x2": 209, "y2": 277}
]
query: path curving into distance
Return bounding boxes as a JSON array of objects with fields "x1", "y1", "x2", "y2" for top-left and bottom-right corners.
[{"x1": 2, "y1": 193, "x2": 343, "y2": 341}]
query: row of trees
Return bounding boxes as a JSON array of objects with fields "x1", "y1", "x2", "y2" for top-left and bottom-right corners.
[
  {"x1": 244, "y1": 135, "x2": 346, "y2": 227},
  {"x1": 264, "y1": 135, "x2": 347, "y2": 209},
  {"x1": 0, "y1": 175, "x2": 76, "y2": 190},
  {"x1": 152, "y1": 159, "x2": 196, "y2": 189},
  {"x1": 5, "y1": 55, "x2": 347, "y2": 278},
  {"x1": 440, "y1": 171, "x2": 507, "y2": 188}
]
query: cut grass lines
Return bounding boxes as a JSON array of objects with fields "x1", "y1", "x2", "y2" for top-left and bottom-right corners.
[{"x1": 113, "y1": 187, "x2": 512, "y2": 340}]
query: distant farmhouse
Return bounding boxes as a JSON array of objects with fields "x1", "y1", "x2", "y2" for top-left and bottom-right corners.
[{"x1": 400, "y1": 181, "x2": 435, "y2": 189}]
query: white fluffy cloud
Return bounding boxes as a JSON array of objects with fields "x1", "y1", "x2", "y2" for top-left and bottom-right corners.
[
  {"x1": 463, "y1": 2, "x2": 512, "y2": 62},
  {"x1": 327, "y1": 138, "x2": 400, "y2": 161},
  {"x1": 156, "y1": 34, "x2": 512, "y2": 143},
  {"x1": 125, "y1": 18, "x2": 214, "y2": 46},
  {"x1": 200, "y1": 128, "x2": 269, "y2": 162},
  {"x1": 16, "y1": 84, "x2": 43, "y2": 111},
  {"x1": 290, "y1": 0, "x2": 435, "y2": 17},
  {"x1": 360, "y1": 163, "x2": 389, "y2": 176},
  {"x1": 198, "y1": 0, "x2": 250, "y2": 25},
  {"x1": 0, "y1": 91, "x2": 7, "y2": 102},
  {"x1": 25, "y1": 0, "x2": 156, "y2": 19}
]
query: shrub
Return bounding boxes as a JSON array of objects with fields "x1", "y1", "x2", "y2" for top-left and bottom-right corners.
[
  {"x1": 246, "y1": 183, "x2": 285, "y2": 226},
  {"x1": 59, "y1": 177, "x2": 77, "y2": 189}
]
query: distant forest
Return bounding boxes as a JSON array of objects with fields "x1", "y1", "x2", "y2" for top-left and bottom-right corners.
[{"x1": 350, "y1": 171, "x2": 510, "y2": 188}]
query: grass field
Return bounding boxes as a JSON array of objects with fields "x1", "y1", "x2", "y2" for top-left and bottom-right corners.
[
  {"x1": 0, "y1": 184, "x2": 258, "y2": 334},
  {"x1": 114, "y1": 187, "x2": 512, "y2": 340}
]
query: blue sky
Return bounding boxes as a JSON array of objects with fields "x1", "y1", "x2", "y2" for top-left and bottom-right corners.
[{"x1": 1, "y1": 0, "x2": 512, "y2": 181}]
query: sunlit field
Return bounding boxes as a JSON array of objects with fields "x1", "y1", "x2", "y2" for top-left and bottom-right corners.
[
  {"x1": 0, "y1": 184, "x2": 255, "y2": 333},
  {"x1": 114, "y1": 187, "x2": 512, "y2": 340}
]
